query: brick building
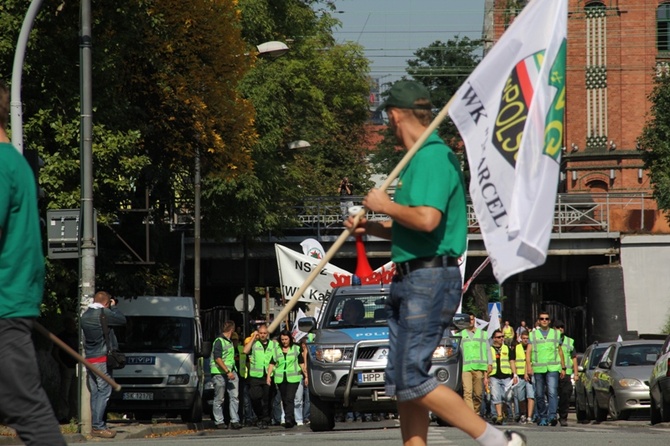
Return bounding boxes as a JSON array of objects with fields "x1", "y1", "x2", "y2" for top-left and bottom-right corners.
[{"x1": 486, "y1": 0, "x2": 670, "y2": 233}]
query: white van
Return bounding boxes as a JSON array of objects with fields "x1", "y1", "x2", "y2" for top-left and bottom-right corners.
[{"x1": 107, "y1": 296, "x2": 208, "y2": 422}]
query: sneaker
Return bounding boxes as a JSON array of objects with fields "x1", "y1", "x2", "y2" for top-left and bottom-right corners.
[
  {"x1": 549, "y1": 418, "x2": 558, "y2": 426},
  {"x1": 283, "y1": 421, "x2": 296, "y2": 428},
  {"x1": 538, "y1": 418, "x2": 549, "y2": 426},
  {"x1": 230, "y1": 422, "x2": 242, "y2": 430},
  {"x1": 504, "y1": 430, "x2": 527, "y2": 446},
  {"x1": 257, "y1": 421, "x2": 268, "y2": 429},
  {"x1": 559, "y1": 418, "x2": 568, "y2": 427},
  {"x1": 494, "y1": 416, "x2": 505, "y2": 425},
  {"x1": 518, "y1": 415, "x2": 527, "y2": 424},
  {"x1": 371, "y1": 414, "x2": 382, "y2": 422},
  {"x1": 91, "y1": 428, "x2": 116, "y2": 438},
  {"x1": 215, "y1": 423, "x2": 228, "y2": 430},
  {"x1": 296, "y1": 422, "x2": 304, "y2": 426}
]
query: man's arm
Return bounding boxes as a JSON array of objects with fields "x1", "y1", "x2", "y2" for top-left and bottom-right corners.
[
  {"x1": 105, "y1": 308, "x2": 126, "y2": 326},
  {"x1": 243, "y1": 332, "x2": 257, "y2": 354},
  {"x1": 364, "y1": 188, "x2": 441, "y2": 232}
]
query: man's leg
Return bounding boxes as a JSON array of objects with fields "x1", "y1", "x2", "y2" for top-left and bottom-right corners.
[
  {"x1": 0, "y1": 319, "x2": 65, "y2": 446},
  {"x1": 472, "y1": 370, "x2": 484, "y2": 414},
  {"x1": 294, "y1": 379, "x2": 304, "y2": 424},
  {"x1": 212, "y1": 375, "x2": 225, "y2": 425},
  {"x1": 398, "y1": 400, "x2": 430, "y2": 446},
  {"x1": 557, "y1": 374, "x2": 571, "y2": 424},
  {"x1": 227, "y1": 373, "x2": 240, "y2": 424},
  {"x1": 462, "y1": 371, "x2": 475, "y2": 411},
  {"x1": 546, "y1": 371, "x2": 560, "y2": 424},
  {"x1": 533, "y1": 373, "x2": 547, "y2": 423}
]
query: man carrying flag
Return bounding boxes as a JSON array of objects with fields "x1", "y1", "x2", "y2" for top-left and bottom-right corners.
[
  {"x1": 346, "y1": 79, "x2": 525, "y2": 445},
  {"x1": 449, "y1": 0, "x2": 567, "y2": 284}
]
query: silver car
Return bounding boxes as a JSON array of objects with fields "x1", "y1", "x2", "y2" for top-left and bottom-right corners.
[
  {"x1": 592, "y1": 340, "x2": 663, "y2": 421},
  {"x1": 575, "y1": 341, "x2": 614, "y2": 422}
]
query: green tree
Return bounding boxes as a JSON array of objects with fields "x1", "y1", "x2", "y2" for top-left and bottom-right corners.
[
  {"x1": 640, "y1": 74, "x2": 670, "y2": 222},
  {"x1": 0, "y1": 0, "x2": 258, "y2": 309},
  {"x1": 201, "y1": 0, "x2": 372, "y2": 238},
  {"x1": 369, "y1": 37, "x2": 482, "y2": 175}
]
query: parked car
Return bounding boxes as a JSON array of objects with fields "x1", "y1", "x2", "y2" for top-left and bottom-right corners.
[
  {"x1": 649, "y1": 333, "x2": 670, "y2": 424},
  {"x1": 591, "y1": 339, "x2": 663, "y2": 421},
  {"x1": 575, "y1": 341, "x2": 614, "y2": 423},
  {"x1": 570, "y1": 352, "x2": 583, "y2": 406},
  {"x1": 299, "y1": 283, "x2": 467, "y2": 432}
]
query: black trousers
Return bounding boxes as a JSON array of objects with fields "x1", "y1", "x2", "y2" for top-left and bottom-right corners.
[
  {"x1": 558, "y1": 374, "x2": 573, "y2": 420},
  {"x1": 0, "y1": 319, "x2": 66, "y2": 445},
  {"x1": 248, "y1": 377, "x2": 272, "y2": 422},
  {"x1": 278, "y1": 381, "x2": 299, "y2": 424}
]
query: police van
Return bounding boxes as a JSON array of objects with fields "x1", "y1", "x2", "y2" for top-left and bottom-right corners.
[
  {"x1": 299, "y1": 284, "x2": 467, "y2": 431},
  {"x1": 107, "y1": 296, "x2": 208, "y2": 422}
]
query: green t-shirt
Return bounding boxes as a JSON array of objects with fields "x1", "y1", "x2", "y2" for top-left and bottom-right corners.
[
  {"x1": 0, "y1": 142, "x2": 45, "y2": 318},
  {"x1": 391, "y1": 132, "x2": 467, "y2": 263}
]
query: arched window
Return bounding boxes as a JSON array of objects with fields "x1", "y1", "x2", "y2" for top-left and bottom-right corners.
[{"x1": 658, "y1": 3, "x2": 670, "y2": 51}]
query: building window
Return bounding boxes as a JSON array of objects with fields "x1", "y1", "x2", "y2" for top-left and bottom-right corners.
[{"x1": 658, "y1": 3, "x2": 670, "y2": 51}]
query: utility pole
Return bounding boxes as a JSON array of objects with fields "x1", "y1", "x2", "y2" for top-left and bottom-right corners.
[
  {"x1": 194, "y1": 147, "x2": 201, "y2": 309},
  {"x1": 79, "y1": 0, "x2": 95, "y2": 435}
]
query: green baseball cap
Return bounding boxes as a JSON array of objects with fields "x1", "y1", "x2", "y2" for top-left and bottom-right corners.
[{"x1": 376, "y1": 80, "x2": 433, "y2": 112}]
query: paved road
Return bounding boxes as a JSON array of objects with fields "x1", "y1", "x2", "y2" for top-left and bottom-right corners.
[
  {"x1": 2, "y1": 412, "x2": 669, "y2": 445},
  {"x1": 90, "y1": 418, "x2": 670, "y2": 446}
]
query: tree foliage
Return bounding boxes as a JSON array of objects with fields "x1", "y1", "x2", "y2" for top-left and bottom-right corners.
[
  {"x1": 369, "y1": 37, "x2": 482, "y2": 175},
  {"x1": 201, "y1": 0, "x2": 372, "y2": 238},
  {"x1": 1, "y1": 0, "x2": 372, "y2": 312},
  {"x1": 640, "y1": 74, "x2": 670, "y2": 222}
]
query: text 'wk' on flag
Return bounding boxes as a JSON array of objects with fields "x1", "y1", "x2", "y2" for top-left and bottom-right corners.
[{"x1": 448, "y1": 0, "x2": 567, "y2": 284}]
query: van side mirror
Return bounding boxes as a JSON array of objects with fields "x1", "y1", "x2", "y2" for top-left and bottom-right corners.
[
  {"x1": 298, "y1": 317, "x2": 316, "y2": 333},
  {"x1": 598, "y1": 361, "x2": 609, "y2": 369},
  {"x1": 451, "y1": 313, "x2": 470, "y2": 331}
]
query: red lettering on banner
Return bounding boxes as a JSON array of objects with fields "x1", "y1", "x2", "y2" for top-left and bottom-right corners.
[{"x1": 331, "y1": 264, "x2": 396, "y2": 288}]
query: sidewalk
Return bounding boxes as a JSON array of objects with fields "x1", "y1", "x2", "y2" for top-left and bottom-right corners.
[{"x1": 0, "y1": 419, "x2": 214, "y2": 445}]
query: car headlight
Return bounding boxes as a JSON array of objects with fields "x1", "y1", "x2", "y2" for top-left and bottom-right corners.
[
  {"x1": 618, "y1": 378, "x2": 643, "y2": 387},
  {"x1": 433, "y1": 342, "x2": 456, "y2": 359},
  {"x1": 167, "y1": 374, "x2": 190, "y2": 385},
  {"x1": 315, "y1": 348, "x2": 343, "y2": 363}
]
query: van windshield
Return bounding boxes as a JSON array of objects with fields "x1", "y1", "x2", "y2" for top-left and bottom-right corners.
[
  {"x1": 116, "y1": 316, "x2": 194, "y2": 353},
  {"x1": 324, "y1": 294, "x2": 387, "y2": 328}
]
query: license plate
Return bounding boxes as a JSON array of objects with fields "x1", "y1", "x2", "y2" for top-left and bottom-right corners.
[
  {"x1": 123, "y1": 392, "x2": 153, "y2": 401},
  {"x1": 358, "y1": 372, "x2": 385, "y2": 384}
]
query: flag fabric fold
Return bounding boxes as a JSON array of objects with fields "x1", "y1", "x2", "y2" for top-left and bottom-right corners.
[{"x1": 448, "y1": 0, "x2": 567, "y2": 283}]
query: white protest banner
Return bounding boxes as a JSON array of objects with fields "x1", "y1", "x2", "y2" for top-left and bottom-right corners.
[
  {"x1": 449, "y1": 0, "x2": 567, "y2": 283},
  {"x1": 275, "y1": 244, "x2": 396, "y2": 303}
]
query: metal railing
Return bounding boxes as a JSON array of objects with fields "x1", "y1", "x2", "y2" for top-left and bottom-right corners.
[
  {"x1": 169, "y1": 192, "x2": 655, "y2": 238},
  {"x1": 290, "y1": 193, "x2": 652, "y2": 238}
]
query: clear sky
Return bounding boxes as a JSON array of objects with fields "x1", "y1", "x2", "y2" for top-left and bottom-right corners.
[{"x1": 331, "y1": 0, "x2": 486, "y2": 84}]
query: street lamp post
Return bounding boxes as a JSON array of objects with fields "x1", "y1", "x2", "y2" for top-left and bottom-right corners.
[{"x1": 195, "y1": 40, "x2": 289, "y2": 338}]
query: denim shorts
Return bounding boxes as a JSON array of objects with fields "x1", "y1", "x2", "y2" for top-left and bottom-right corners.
[
  {"x1": 385, "y1": 265, "x2": 462, "y2": 402},
  {"x1": 490, "y1": 376, "x2": 513, "y2": 404}
]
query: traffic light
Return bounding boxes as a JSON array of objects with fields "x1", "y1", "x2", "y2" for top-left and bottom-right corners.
[{"x1": 23, "y1": 148, "x2": 45, "y2": 200}]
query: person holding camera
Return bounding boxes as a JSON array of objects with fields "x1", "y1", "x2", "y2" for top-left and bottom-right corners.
[
  {"x1": 338, "y1": 177, "x2": 353, "y2": 219},
  {"x1": 81, "y1": 291, "x2": 126, "y2": 438}
]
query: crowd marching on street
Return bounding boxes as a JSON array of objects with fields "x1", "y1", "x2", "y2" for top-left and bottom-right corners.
[{"x1": 208, "y1": 309, "x2": 578, "y2": 432}]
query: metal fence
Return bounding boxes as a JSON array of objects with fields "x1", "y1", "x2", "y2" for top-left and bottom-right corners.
[{"x1": 170, "y1": 192, "x2": 655, "y2": 238}]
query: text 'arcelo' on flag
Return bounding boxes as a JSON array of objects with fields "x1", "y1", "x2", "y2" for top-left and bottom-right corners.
[{"x1": 448, "y1": 0, "x2": 567, "y2": 284}]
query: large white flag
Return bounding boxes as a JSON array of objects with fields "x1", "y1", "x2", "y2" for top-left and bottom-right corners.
[{"x1": 449, "y1": 0, "x2": 567, "y2": 283}]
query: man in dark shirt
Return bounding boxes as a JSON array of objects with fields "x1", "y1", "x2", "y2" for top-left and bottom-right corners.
[
  {"x1": 243, "y1": 324, "x2": 275, "y2": 429},
  {"x1": 489, "y1": 330, "x2": 518, "y2": 425}
]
